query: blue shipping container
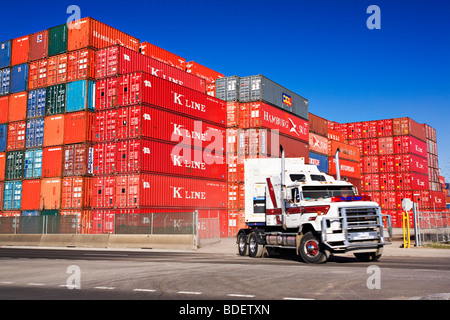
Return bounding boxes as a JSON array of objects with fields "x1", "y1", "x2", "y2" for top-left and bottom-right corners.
[
  {"x1": 10, "y1": 63, "x2": 28, "y2": 93},
  {"x1": 27, "y1": 88, "x2": 46, "y2": 118},
  {"x1": 3, "y1": 180, "x2": 22, "y2": 210},
  {"x1": 22, "y1": 210, "x2": 40, "y2": 217},
  {"x1": 309, "y1": 151, "x2": 329, "y2": 174},
  {"x1": 0, "y1": 41, "x2": 11, "y2": 69},
  {"x1": 0, "y1": 68, "x2": 10, "y2": 96},
  {"x1": 24, "y1": 148, "x2": 43, "y2": 178},
  {"x1": 66, "y1": 80, "x2": 95, "y2": 112},
  {"x1": 0, "y1": 123, "x2": 7, "y2": 152},
  {"x1": 25, "y1": 118, "x2": 45, "y2": 148}
]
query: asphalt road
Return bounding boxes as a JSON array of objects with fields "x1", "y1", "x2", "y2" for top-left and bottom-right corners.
[{"x1": 0, "y1": 245, "x2": 449, "y2": 302}]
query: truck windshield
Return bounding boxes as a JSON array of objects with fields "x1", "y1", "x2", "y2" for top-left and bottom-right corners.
[{"x1": 301, "y1": 186, "x2": 355, "y2": 200}]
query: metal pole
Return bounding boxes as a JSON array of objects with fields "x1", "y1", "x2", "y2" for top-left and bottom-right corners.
[
  {"x1": 151, "y1": 213, "x2": 154, "y2": 235},
  {"x1": 413, "y1": 203, "x2": 420, "y2": 247}
]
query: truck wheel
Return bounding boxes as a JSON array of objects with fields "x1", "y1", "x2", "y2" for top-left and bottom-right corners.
[
  {"x1": 237, "y1": 232, "x2": 248, "y2": 256},
  {"x1": 248, "y1": 232, "x2": 264, "y2": 258},
  {"x1": 299, "y1": 231, "x2": 328, "y2": 264}
]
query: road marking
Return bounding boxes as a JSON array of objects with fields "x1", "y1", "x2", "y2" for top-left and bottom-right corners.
[
  {"x1": 283, "y1": 297, "x2": 315, "y2": 300},
  {"x1": 94, "y1": 286, "x2": 115, "y2": 290},
  {"x1": 0, "y1": 282, "x2": 13, "y2": 284},
  {"x1": 178, "y1": 291, "x2": 202, "y2": 295},
  {"x1": 28, "y1": 283, "x2": 45, "y2": 286},
  {"x1": 133, "y1": 289, "x2": 156, "y2": 292},
  {"x1": 227, "y1": 293, "x2": 255, "y2": 298}
]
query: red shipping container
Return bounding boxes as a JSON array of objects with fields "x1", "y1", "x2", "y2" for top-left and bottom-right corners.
[
  {"x1": 28, "y1": 59, "x2": 48, "y2": 90},
  {"x1": 95, "y1": 109, "x2": 118, "y2": 142},
  {"x1": 328, "y1": 140, "x2": 360, "y2": 162},
  {"x1": 228, "y1": 183, "x2": 239, "y2": 209},
  {"x1": 410, "y1": 154, "x2": 428, "y2": 175},
  {"x1": 395, "y1": 172, "x2": 411, "y2": 191},
  {"x1": 331, "y1": 123, "x2": 347, "y2": 139},
  {"x1": 11, "y1": 35, "x2": 30, "y2": 66},
  {"x1": 226, "y1": 102, "x2": 239, "y2": 127},
  {"x1": 93, "y1": 142, "x2": 116, "y2": 175},
  {"x1": 378, "y1": 137, "x2": 394, "y2": 155},
  {"x1": 117, "y1": 72, "x2": 226, "y2": 126},
  {"x1": 309, "y1": 132, "x2": 328, "y2": 155},
  {"x1": 329, "y1": 158, "x2": 361, "y2": 179},
  {"x1": 7, "y1": 121, "x2": 26, "y2": 150},
  {"x1": 115, "y1": 139, "x2": 226, "y2": 181},
  {"x1": 96, "y1": 46, "x2": 205, "y2": 93},
  {"x1": 365, "y1": 191, "x2": 381, "y2": 206},
  {"x1": 396, "y1": 191, "x2": 413, "y2": 210},
  {"x1": 139, "y1": 41, "x2": 186, "y2": 71},
  {"x1": 430, "y1": 191, "x2": 446, "y2": 209},
  {"x1": 380, "y1": 173, "x2": 395, "y2": 191},
  {"x1": 0, "y1": 153, "x2": 5, "y2": 181},
  {"x1": 346, "y1": 122, "x2": 362, "y2": 140},
  {"x1": 362, "y1": 121, "x2": 377, "y2": 138},
  {"x1": 239, "y1": 102, "x2": 250, "y2": 128},
  {"x1": 92, "y1": 209, "x2": 115, "y2": 234},
  {"x1": 47, "y1": 54, "x2": 68, "y2": 86},
  {"x1": 393, "y1": 135, "x2": 427, "y2": 158},
  {"x1": 96, "y1": 77, "x2": 119, "y2": 110},
  {"x1": 68, "y1": 17, "x2": 140, "y2": 52},
  {"x1": 42, "y1": 146, "x2": 63, "y2": 178},
  {"x1": 377, "y1": 119, "x2": 393, "y2": 137},
  {"x1": 328, "y1": 128, "x2": 346, "y2": 143},
  {"x1": 43, "y1": 115, "x2": 65, "y2": 147},
  {"x1": 21, "y1": 179, "x2": 41, "y2": 210},
  {"x1": 411, "y1": 172, "x2": 429, "y2": 190},
  {"x1": 394, "y1": 154, "x2": 410, "y2": 172},
  {"x1": 0, "y1": 96, "x2": 8, "y2": 123},
  {"x1": 64, "y1": 144, "x2": 93, "y2": 176},
  {"x1": 64, "y1": 111, "x2": 95, "y2": 144},
  {"x1": 347, "y1": 139, "x2": 363, "y2": 155},
  {"x1": 363, "y1": 174, "x2": 379, "y2": 191},
  {"x1": 380, "y1": 191, "x2": 396, "y2": 210},
  {"x1": 92, "y1": 176, "x2": 116, "y2": 208},
  {"x1": 62, "y1": 177, "x2": 92, "y2": 209},
  {"x1": 29, "y1": 30, "x2": 48, "y2": 62},
  {"x1": 186, "y1": 61, "x2": 224, "y2": 83},
  {"x1": 393, "y1": 117, "x2": 426, "y2": 141},
  {"x1": 8, "y1": 92, "x2": 27, "y2": 122},
  {"x1": 40, "y1": 178, "x2": 62, "y2": 210},
  {"x1": 114, "y1": 174, "x2": 227, "y2": 209},
  {"x1": 67, "y1": 48, "x2": 96, "y2": 82},
  {"x1": 363, "y1": 156, "x2": 379, "y2": 173},
  {"x1": 206, "y1": 82, "x2": 216, "y2": 97},
  {"x1": 362, "y1": 138, "x2": 378, "y2": 156},
  {"x1": 412, "y1": 191, "x2": 430, "y2": 210}
]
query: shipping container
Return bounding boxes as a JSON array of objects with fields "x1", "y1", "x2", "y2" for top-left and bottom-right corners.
[
  {"x1": 21, "y1": 179, "x2": 41, "y2": 210},
  {"x1": 393, "y1": 117, "x2": 426, "y2": 141},
  {"x1": 115, "y1": 138, "x2": 226, "y2": 180},
  {"x1": 0, "y1": 40, "x2": 11, "y2": 69},
  {"x1": 226, "y1": 101, "x2": 239, "y2": 127},
  {"x1": 430, "y1": 191, "x2": 446, "y2": 209},
  {"x1": 47, "y1": 53, "x2": 67, "y2": 86},
  {"x1": 92, "y1": 176, "x2": 116, "y2": 208},
  {"x1": 25, "y1": 117, "x2": 44, "y2": 148},
  {"x1": 308, "y1": 113, "x2": 328, "y2": 137},
  {"x1": 328, "y1": 140, "x2": 360, "y2": 162},
  {"x1": 28, "y1": 58, "x2": 47, "y2": 90},
  {"x1": 0, "y1": 124, "x2": 6, "y2": 152},
  {"x1": 114, "y1": 174, "x2": 227, "y2": 209},
  {"x1": 43, "y1": 115, "x2": 64, "y2": 147},
  {"x1": 3, "y1": 180, "x2": 22, "y2": 210},
  {"x1": 61, "y1": 176, "x2": 92, "y2": 209},
  {"x1": 46, "y1": 83, "x2": 66, "y2": 115},
  {"x1": 395, "y1": 172, "x2": 411, "y2": 191},
  {"x1": 40, "y1": 178, "x2": 61, "y2": 210},
  {"x1": 424, "y1": 123, "x2": 437, "y2": 142},
  {"x1": 328, "y1": 157, "x2": 361, "y2": 179},
  {"x1": 5, "y1": 150, "x2": 24, "y2": 180},
  {"x1": 94, "y1": 108, "x2": 118, "y2": 142},
  {"x1": 115, "y1": 105, "x2": 226, "y2": 150},
  {"x1": 309, "y1": 151, "x2": 329, "y2": 174},
  {"x1": 363, "y1": 174, "x2": 380, "y2": 191},
  {"x1": 393, "y1": 135, "x2": 427, "y2": 158},
  {"x1": 23, "y1": 148, "x2": 43, "y2": 178},
  {"x1": 411, "y1": 172, "x2": 429, "y2": 190},
  {"x1": 363, "y1": 156, "x2": 379, "y2": 174},
  {"x1": 346, "y1": 122, "x2": 362, "y2": 140},
  {"x1": 117, "y1": 72, "x2": 226, "y2": 126},
  {"x1": 0, "y1": 153, "x2": 5, "y2": 180},
  {"x1": 48, "y1": 24, "x2": 68, "y2": 57},
  {"x1": 27, "y1": 88, "x2": 46, "y2": 118},
  {"x1": 139, "y1": 41, "x2": 186, "y2": 70},
  {"x1": 96, "y1": 45, "x2": 205, "y2": 92},
  {"x1": 42, "y1": 146, "x2": 63, "y2": 178},
  {"x1": 66, "y1": 80, "x2": 95, "y2": 113},
  {"x1": 29, "y1": 29, "x2": 48, "y2": 62},
  {"x1": 93, "y1": 142, "x2": 116, "y2": 175},
  {"x1": 67, "y1": 48, "x2": 96, "y2": 82},
  {"x1": 92, "y1": 209, "x2": 115, "y2": 233},
  {"x1": 11, "y1": 36, "x2": 29, "y2": 66},
  {"x1": 64, "y1": 111, "x2": 95, "y2": 144},
  {"x1": 186, "y1": 61, "x2": 224, "y2": 83},
  {"x1": 361, "y1": 121, "x2": 378, "y2": 139},
  {"x1": 64, "y1": 143, "x2": 93, "y2": 176},
  {"x1": 378, "y1": 136, "x2": 394, "y2": 155},
  {"x1": 10, "y1": 63, "x2": 28, "y2": 93},
  {"x1": 309, "y1": 132, "x2": 329, "y2": 155},
  {"x1": 215, "y1": 76, "x2": 239, "y2": 102},
  {"x1": 362, "y1": 138, "x2": 378, "y2": 156},
  {"x1": 380, "y1": 191, "x2": 397, "y2": 210},
  {"x1": 68, "y1": 17, "x2": 139, "y2": 52},
  {"x1": 380, "y1": 173, "x2": 396, "y2": 191},
  {"x1": 0, "y1": 96, "x2": 8, "y2": 123},
  {"x1": 7, "y1": 121, "x2": 26, "y2": 151},
  {"x1": 8, "y1": 92, "x2": 27, "y2": 122},
  {"x1": 379, "y1": 155, "x2": 395, "y2": 173},
  {"x1": 0, "y1": 68, "x2": 10, "y2": 96},
  {"x1": 377, "y1": 119, "x2": 393, "y2": 137},
  {"x1": 95, "y1": 77, "x2": 118, "y2": 110}
]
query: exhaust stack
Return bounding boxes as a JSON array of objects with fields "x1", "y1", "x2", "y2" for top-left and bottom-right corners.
[{"x1": 335, "y1": 148, "x2": 341, "y2": 181}]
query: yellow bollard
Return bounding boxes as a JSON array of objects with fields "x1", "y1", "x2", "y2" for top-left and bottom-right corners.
[{"x1": 402, "y1": 211, "x2": 410, "y2": 248}]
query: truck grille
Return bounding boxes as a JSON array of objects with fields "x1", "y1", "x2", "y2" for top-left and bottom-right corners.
[{"x1": 341, "y1": 207, "x2": 380, "y2": 231}]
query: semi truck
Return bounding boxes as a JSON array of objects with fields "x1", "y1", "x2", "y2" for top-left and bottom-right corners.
[{"x1": 236, "y1": 148, "x2": 392, "y2": 263}]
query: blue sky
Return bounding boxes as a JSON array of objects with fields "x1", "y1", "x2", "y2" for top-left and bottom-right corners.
[{"x1": 1, "y1": 0, "x2": 449, "y2": 182}]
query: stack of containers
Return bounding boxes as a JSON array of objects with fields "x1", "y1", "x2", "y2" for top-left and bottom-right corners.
[
  {"x1": 93, "y1": 45, "x2": 228, "y2": 235},
  {"x1": 308, "y1": 113, "x2": 362, "y2": 193},
  {"x1": 216, "y1": 75, "x2": 310, "y2": 236},
  {"x1": 186, "y1": 61, "x2": 224, "y2": 97},
  {"x1": 330, "y1": 117, "x2": 447, "y2": 227}
]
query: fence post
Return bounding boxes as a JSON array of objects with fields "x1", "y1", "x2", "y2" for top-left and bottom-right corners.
[
  {"x1": 193, "y1": 210, "x2": 199, "y2": 248},
  {"x1": 151, "y1": 213, "x2": 154, "y2": 235}
]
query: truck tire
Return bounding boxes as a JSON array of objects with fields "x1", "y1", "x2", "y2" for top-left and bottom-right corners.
[
  {"x1": 248, "y1": 232, "x2": 264, "y2": 258},
  {"x1": 237, "y1": 232, "x2": 248, "y2": 256},
  {"x1": 299, "y1": 231, "x2": 328, "y2": 264}
]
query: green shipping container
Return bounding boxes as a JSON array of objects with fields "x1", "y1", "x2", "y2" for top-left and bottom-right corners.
[
  {"x1": 41, "y1": 210, "x2": 59, "y2": 216},
  {"x1": 5, "y1": 150, "x2": 24, "y2": 180},
  {"x1": 46, "y1": 83, "x2": 66, "y2": 115},
  {"x1": 48, "y1": 24, "x2": 68, "y2": 57}
]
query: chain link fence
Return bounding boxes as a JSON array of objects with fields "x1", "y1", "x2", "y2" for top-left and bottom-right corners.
[{"x1": 416, "y1": 211, "x2": 450, "y2": 243}]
